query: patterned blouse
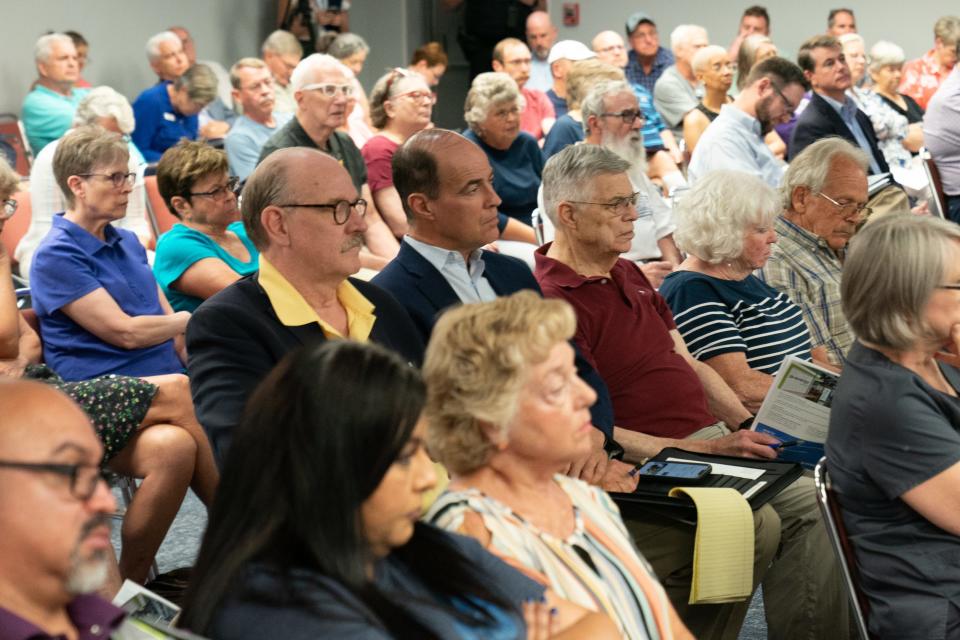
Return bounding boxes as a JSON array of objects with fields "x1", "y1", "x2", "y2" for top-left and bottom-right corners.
[
  {"x1": 426, "y1": 475, "x2": 676, "y2": 640},
  {"x1": 850, "y1": 88, "x2": 912, "y2": 168}
]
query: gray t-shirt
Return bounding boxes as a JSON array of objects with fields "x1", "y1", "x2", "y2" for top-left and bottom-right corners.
[
  {"x1": 826, "y1": 341, "x2": 960, "y2": 639},
  {"x1": 653, "y1": 65, "x2": 699, "y2": 133}
]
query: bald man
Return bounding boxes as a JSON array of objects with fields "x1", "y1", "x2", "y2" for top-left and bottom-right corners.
[{"x1": 525, "y1": 10, "x2": 557, "y2": 91}]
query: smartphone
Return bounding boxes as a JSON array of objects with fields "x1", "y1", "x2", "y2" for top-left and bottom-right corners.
[{"x1": 634, "y1": 461, "x2": 712, "y2": 484}]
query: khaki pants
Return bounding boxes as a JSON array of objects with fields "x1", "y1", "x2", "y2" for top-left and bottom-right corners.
[{"x1": 621, "y1": 424, "x2": 851, "y2": 640}]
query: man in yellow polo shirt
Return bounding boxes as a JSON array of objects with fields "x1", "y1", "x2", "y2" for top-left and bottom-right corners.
[{"x1": 186, "y1": 147, "x2": 423, "y2": 465}]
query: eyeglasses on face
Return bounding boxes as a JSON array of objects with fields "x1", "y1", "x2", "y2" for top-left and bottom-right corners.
[
  {"x1": 814, "y1": 191, "x2": 872, "y2": 219},
  {"x1": 77, "y1": 172, "x2": 137, "y2": 189},
  {"x1": 391, "y1": 90, "x2": 437, "y2": 104},
  {"x1": 189, "y1": 176, "x2": 240, "y2": 201},
  {"x1": 0, "y1": 459, "x2": 110, "y2": 501},
  {"x1": 597, "y1": 44, "x2": 626, "y2": 54},
  {"x1": 2, "y1": 199, "x2": 18, "y2": 217},
  {"x1": 770, "y1": 83, "x2": 797, "y2": 117},
  {"x1": 300, "y1": 82, "x2": 355, "y2": 97},
  {"x1": 277, "y1": 198, "x2": 368, "y2": 225},
  {"x1": 600, "y1": 109, "x2": 645, "y2": 124},
  {"x1": 568, "y1": 191, "x2": 641, "y2": 216}
]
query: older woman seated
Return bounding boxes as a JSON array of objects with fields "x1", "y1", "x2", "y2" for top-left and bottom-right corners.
[
  {"x1": 153, "y1": 140, "x2": 258, "y2": 312},
  {"x1": 863, "y1": 41, "x2": 925, "y2": 164},
  {"x1": 180, "y1": 340, "x2": 618, "y2": 638},
  {"x1": 659, "y1": 170, "x2": 816, "y2": 413},
  {"x1": 423, "y1": 291, "x2": 693, "y2": 640},
  {"x1": 682, "y1": 45, "x2": 733, "y2": 154},
  {"x1": 827, "y1": 215, "x2": 960, "y2": 639}
]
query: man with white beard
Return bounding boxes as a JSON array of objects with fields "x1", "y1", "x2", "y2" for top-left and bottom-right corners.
[{"x1": 536, "y1": 79, "x2": 681, "y2": 287}]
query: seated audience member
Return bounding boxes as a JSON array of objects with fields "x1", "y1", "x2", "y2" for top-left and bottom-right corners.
[
  {"x1": 728, "y1": 6, "x2": 770, "y2": 67},
  {"x1": 736, "y1": 33, "x2": 778, "y2": 92},
  {"x1": 30, "y1": 126, "x2": 189, "y2": 381},
  {"x1": 22, "y1": 87, "x2": 151, "y2": 277},
  {"x1": 65, "y1": 30, "x2": 91, "y2": 88},
  {"x1": 258, "y1": 53, "x2": 399, "y2": 269},
  {"x1": 0, "y1": 156, "x2": 218, "y2": 587},
  {"x1": 21, "y1": 33, "x2": 89, "y2": 154},
  {"x1": 186, "y1": 147, "x2": 423, "y2": 464},
  {"x1": 827, "y1": 8, "x2": 857, "y2": 37},
  {"x1": 525, "y1": 10, "x2": 557, "y2": 92},
  {"x1": 828, "y1": 215, "x2": 960, "y2": 640},
  {"x1": 900, "y1": 15, "x2": 960, "y2": 110},
  {"x1": 923, "y1": 42, "x2": 960, "y2": 222},
  {"x1": 179, "y1": 340, "x2": 617, "y2": 638},
  {"x1": 624, "y1": 12, "x2": 674, "y2": 94},
  {"x1": 328, "y1": 32, "x2": 375, "y2": 148},
  {"x1": 492, "y1": 38, "x2": 555, "y2": 141},
  {"x1": 534, "y1": 143, "x2": 850, "y2": 638},
  {"x1": 169, "y1": 25, "x2": 235, "y2": 138},
  {"x1": 132, "y1": 63, "x2": 218, "y2": 162},
  {"x1": 224, "y1": 58, "x2": 292, "y2": 180},
  {"x1": 839, "y1": 33, "x2": 868, "y2": 92},
  {"x1": 143, "y1": 30, "x2": 189, "y2": 85},
  {"x1": 408, "y1": 41, "x2": 448, "y2": 88},
  {"x1": 759, "y1": 138, "x2": 870, "y2": 367},
  {"x1": 543, "y1": 59, "x2": 623, "y2": 159},
  {"x1": 361, "y1": 68, "x2": 435, "y2": 238},
  {"x1": 653, "y1": 25, "x2": 709, "y2": 137},
  {"x1": 423, "y1": 292, "x2": 690, "y2": 639},
  {"x1": 463, "y1": 72, "x2": 543, "y2": 227},
  {"x1": 682, "y1": 44, "x2": 734, "y2": 154},
  {"x1": 545, "y1": 40, "x2": 596, "y2": 117},
  {"x1": 261, "y1": 29, "x2": 303, "y2": 114},
  {"x1": 154, "y1": 141, "x2": 258, "y2": 312},
  {"x1": 870, "y1": 41, "x2": 925, "y2": 124},
  {"x1": 660, "y1": 171, "x2": 816, "y2": 412},
  {"x1": 688, "y1": 57, "x2": 806, "y2": 185}
]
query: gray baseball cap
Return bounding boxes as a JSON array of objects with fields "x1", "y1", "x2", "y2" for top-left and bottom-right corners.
[{"x1": 625, "y1": 11, "x2": 656, "y2": 35}]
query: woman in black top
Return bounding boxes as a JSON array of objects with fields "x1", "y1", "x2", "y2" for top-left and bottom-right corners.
[{"x1": 869, "y1": 40, "x2": 925, "y2": 124}]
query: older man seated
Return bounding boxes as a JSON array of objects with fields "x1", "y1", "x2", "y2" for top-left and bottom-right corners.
[
  {"x1": 224, "y1": 57, "x2": 292, "y2": 180},
  {"x1": 533, "y1": 142, "x2": 850, "y2": 639},
  {"x1": 759, "y1": 137, "x2": 870, "y2": 368},
  {"x1": 260, "y1": 29, "x2": 303, "y2": 115},
  {"x1": 653, "y1": 24, "x2": 709, "y2": 137},
  {"x1": 21, "y1": 33, "x2": 89, "y2": 154},
  {"x1": 186, "y1": 147, "x2": 423, "y2": 465}
]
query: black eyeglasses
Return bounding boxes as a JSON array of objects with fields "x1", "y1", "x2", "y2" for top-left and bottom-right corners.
[
  {"x1": 0, "y1": 460, "x2": 109, "y2": 501},
  {"x1": 76, "y1": 172, "x2": 137, "y2": 189},
  {"x1": 938, "y1": 284, "x2": 960, "y2": 290},
  {"x1": 2, "y1": 199, "x2": 17, "y2": 217},
  {"x1": 600, "y1": 109, "x2": 645, "y2": 124},
  {"x1": 567, "y1": 191, "x2": 641, "y2": 216},
  {"x1": 771, "y1": 83, "x2": 797, "y2": 117},
  {"x1": 277, "y1": 198, "x2": 368, "y2": 225},
  {"x1": 815, "y1": 191, "x2": 872, "y2": 220},
  {"x1": 189, "y1": 176, "x2": 240, "y2": 201}
]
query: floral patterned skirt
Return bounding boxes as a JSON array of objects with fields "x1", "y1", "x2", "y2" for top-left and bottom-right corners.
[{"x1": 25, "y1": 364, "x2": 158, "y2": 461}]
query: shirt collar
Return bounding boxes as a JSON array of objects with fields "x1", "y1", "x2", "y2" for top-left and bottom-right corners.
[
  {"x1": 819, "y1": 91, "x2": 856, "y2": 120},
  {"x1": 776, "y1": 215, "x2": 842, "y2": 256},
  {"x1": 403, "y1": 236, "x2": 485, "y2": 277},
  {"x1": 51, "y1": 214, "x2": 122, "y2": 256},
  {"x1": 0, "y1": 594, "x2": 125, "y2": 640},
  {"x1": 533, "y1": 243, "x2": 613, "y2": 289}
]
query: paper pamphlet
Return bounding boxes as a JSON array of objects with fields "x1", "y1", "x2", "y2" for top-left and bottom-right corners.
[
  {"x1": 750, "y1": 356, "x2": 839, "y2": 469},
  {"x1": 667, "y1": 487, "x2": 754, "y2": 604},
  {"x1": 113, "y1": 580, "x2": 208, "y2": 639}
]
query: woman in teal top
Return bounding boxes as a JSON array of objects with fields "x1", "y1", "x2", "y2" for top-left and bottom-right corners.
[{"x1": 153, "y1": 141, "x2": 259, "y2": 312}]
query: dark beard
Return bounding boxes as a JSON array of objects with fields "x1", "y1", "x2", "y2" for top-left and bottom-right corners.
[{"x1": 755, "y1": 94, "x2": 777, "y2": 135}]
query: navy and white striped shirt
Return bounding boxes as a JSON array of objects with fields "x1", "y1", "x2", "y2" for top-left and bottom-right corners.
[{"x1": 660, "y1": 270, "x2": 813, "y2": 373}]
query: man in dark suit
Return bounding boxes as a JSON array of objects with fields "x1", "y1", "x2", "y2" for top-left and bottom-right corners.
[
  {"x1": 187, "y1": 147, "x2": 423, "y2": 464},
  {"x1": 372, "y1": 128, "x2": 628, "y2": 488}
]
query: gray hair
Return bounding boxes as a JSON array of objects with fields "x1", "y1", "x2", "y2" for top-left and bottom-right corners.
[
  {"x1": 670, "y1": 25, "x2": 707, "y2": 52},
  {"x1": 781, "y1": 137, "x2": 870, "y2": 210},
  {"x1": 464, "y1": 72, "x2": 525, "y2": 133},
  {"x1": 229, "y1": 57, "x2": 268, "y2": 89},
  {"x1": 692, "y1": 44, "x2": 729, "y2": 74},
  {"x1": 35, "y1": 33, "x2": 73, "y2": 64},
  {"x1": 173, "y1": 64, "x2": 219, "y2": 104},
  {"x1": 327, "y1": 33, "x2": 369, "y2": 60},
  {"x1": 262, "y1": 29, "x2": 303, "y2": 57},
  {"x1": 73, "y1": 87, "x2": 136, "y2": 135},
  {"x1": 674, "y1": 170, "x2": 780, "y2": 263},
  {"x1": 838, "y1": 32, "x2": 865, "y2": 49},
  {"x1": 869, "y1": 40, "x2": 906, "y2": 73},
  {"x1": 581, "y1": 79, "x2": 633, "y2": 136},
  {"x1": 934, "y1": 16, "x2": 960, "y2": 46},
  {"x1": 542, "y1": 144, "x2": 630, "y2": 226},
  {"x1": 289, "y1": 53, "x2": 351, "y2": 91},
  {"x1": 145, "y1": 30, "x2": 181, "y2": 62},
  {"x1": 843, "y1": 215, "x2": 960, "y2": 350},
  {"x1": 240, "y1": 148, "x2": 295, "y2": 249}
]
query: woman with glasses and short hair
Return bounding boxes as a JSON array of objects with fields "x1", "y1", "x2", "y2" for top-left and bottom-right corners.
[{"x1": 153, "y1": 140, "x2": 258, "y2": 312}]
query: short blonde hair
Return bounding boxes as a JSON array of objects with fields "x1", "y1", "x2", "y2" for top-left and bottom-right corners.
[
  {"x1": 423, "y1": 291, "x2": 576, "y2": 474},
  {"x1": 53, "y1": 125, "x2": 129, "y2": 207},
  {"x1": 843, "y1": 215, "x2": 960, "y2": 351},
  {"x1": 463, "y1": 72, "x2": 525, "y2": 134},
  {"x1": 565, "y1": 59, "x2": 624, "y2": 110},
  {"x1": 229, "y1": 57, "x2": 268, "y2": 89}
]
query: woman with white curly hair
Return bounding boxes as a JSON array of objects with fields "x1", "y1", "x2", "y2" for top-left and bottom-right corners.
[{"x1": 659, "y1": 170, "x2": 820, "y2": 412}]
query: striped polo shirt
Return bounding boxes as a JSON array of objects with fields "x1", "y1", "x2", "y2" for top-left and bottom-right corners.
[{"x1": 661, "y1": 270, "x2": 812, "y2": 373}]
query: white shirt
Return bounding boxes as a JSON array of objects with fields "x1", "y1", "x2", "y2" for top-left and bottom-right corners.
[
  {"x1": 688, "y1": 104, "x2": 786, "y2": 187},
  {"x1": 403, "y1": 236, "x2": 497, "y2": 303},
  {"x1": 526, "y1": 57, "x2": 553, "y2": 93}
]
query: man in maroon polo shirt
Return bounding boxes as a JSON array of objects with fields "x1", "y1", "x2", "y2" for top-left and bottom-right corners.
[{"x1": 533, "y1": 143, "x2": 851, "y2": 640}]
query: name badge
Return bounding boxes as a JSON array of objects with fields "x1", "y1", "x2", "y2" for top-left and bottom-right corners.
[{"x1": 163, "y1": 112, "x2": 177, "y2": 122}]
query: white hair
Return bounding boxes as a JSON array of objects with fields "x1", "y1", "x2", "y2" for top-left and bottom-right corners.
[
  {"x1": 673, "y1": 170, "x2": 780, "y2": 263},
  {"x1": 541, "y1": 144, "x2": 630, "y2": 227},
  {"x1": 35, "y1": 33, "x2": 74, "y2": 64},
  {"x1": 328, "y1": 33, "x2": 369, "y2": 60},
  {"x1": 670, "y1": 25, "x2": 707, "y2": 52},
  {"x1": 781, "y1": 137, "x2": 870, "y2": 210},
  {"x1": 463, "y1": 72, "x2": 526, "y2": 133},
  {"x1": 289, "y1": 53, "x2": 352, "y2": 91},
  {"x1": 145, "y1": 30, "x2": 181, "y2": 62},
  {"x1": 692, "y1": 44, "x2": 728, "y2": 74},
  {"x1": 838, "y1": 32, "x2": 865, "y2": 49},
  {"x1": 73, "y1": 87, "x2": 136, "y2": 135},
  {"x1": 580, "y1": 79, "x2": 633, "y2": 136},
  {"x1": 262, "y1": 29, "x2": 303, "y2": 57},
  {"x1": 869, "y1": 40, "x2": 906, "y2": 73}
]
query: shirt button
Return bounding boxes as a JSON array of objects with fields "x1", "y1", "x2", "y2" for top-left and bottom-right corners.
[
  {"x1": 601, "y1": 279, "x2": 608, "y2": 284},
  {"x1": 90, "y1": 624, "x2": 102, "y2": 635}
]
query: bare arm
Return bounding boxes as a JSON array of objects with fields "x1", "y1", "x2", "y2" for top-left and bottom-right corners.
[
  {"x1": 0, "y1": 314, "x2": 42, "y2": 378},
  {"x1": 171, "y1": 258, "x2": 244, "y2": 302},
  {"x1": 703, "y1": 352, "x2": 774, "y2": 413},
  {"x1": 902, "y1": 122, "x2": 924, "y2": 153},
  {"x1": 901, "y1": 461, "x2": 960, "y2": 536},
  {"x1": 811, "y1": 346, "x2": 841, "y2": 372},
  {"x1": 658, "y1": 128, "x2": 684, "y2": 164},
  {"x1": 682, "y1": 110, "x2": 709, "y2": 155},
  {"x1": 60, "y1": 288, "x2": 189, "y2": 351},
  {"x1": 370, "y1": 185, "x2": 409, "y2": 237},
  {"x1": 656, "y1": 234, "x2": 682, "y2": 265},
  {"x1": 501, "y1": 217, "x2": 537, "y2": 244},
  {"x1": 541, "y1": 116, "x2": 556, "y2": 137},
  {"x1": 670, "y1": 329, "x2": 753, "y2": 427},
  {"x1": 764, "y1": 131, "x2": 786, "y2": 160},
  {"x1": 360, "y1": 184, "x2": 401, "y2": 259},
  {"x1": 613, "y1": 425, "x2": 778, "y2": 462}
]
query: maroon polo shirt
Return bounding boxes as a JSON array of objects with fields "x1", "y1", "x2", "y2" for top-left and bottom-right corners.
[
  {"x1": 0, "y1": 594, "x2": 125, "y2": 640},
  {"x1": 534, "y1": 244, "x2": 717, "y2": 438}
]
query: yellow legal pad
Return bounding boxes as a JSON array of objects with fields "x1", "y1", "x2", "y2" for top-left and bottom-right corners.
[{"x1": 668, "y1": 486, "x2": 755, "y2": 604}]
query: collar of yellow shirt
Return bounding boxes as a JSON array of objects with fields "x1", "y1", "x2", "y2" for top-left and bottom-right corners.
[{"x1": 258, "y1": 255, "x2": 376, "y2": 341}]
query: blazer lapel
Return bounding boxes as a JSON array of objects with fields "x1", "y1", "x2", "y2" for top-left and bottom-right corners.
[{"x1": 399, "y1": 243, "x2": 461, "y2": 313}]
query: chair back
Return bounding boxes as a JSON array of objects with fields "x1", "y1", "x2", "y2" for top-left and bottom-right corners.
[
  {"x1": 0, "y1": 114, "x2": 32, "y2": 176},
  {"x1": 3, "y1": 190, "x2": 32, "y2": 272},
  {"x1": 143, "y1": 175, "x2": 179, "y2": 241},
  {"x1": 921, "y1": 150, "x2": 948, "y2": 219},
  {"x1": 813, "y1": 456, "x2": 873, "y2": 640}
]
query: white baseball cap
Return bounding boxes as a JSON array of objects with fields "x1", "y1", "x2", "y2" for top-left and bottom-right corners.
[{"x1": 547, "y1": 40, "x2": 597, "y2": 65}]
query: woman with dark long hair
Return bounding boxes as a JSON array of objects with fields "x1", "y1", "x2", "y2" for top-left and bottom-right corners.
[{"x1": 179, "y1": 340, "x2": 618, "y2": 638}]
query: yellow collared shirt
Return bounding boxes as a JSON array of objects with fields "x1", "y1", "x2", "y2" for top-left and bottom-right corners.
[{"x1": 258, "y1": 255, "x2": 376, "y2": 341}]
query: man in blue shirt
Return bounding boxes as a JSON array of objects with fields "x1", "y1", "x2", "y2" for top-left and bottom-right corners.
[
  {"x1": 623, "y1": 12, "x2": 674, "y2": 95},
  {"x1": 132, "y1": 64, "x2": 218, "y2": 162},
  {"x1": 225, "y1": 58, "x2": 292, "y2": 180},
  {"x1": 524, "y1": 10, "x2": 556, "y2": 92},
  {"x1": 21, "y1": 33, "x2": 90, "y2": 154}
]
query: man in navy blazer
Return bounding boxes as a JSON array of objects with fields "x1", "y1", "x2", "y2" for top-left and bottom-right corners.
[
  {"x1": 187, "y1": 148, "x2": 423, "y2": 464},
  {"x1": 372, "y1": 129, "x2": 627, "y2": 486}
]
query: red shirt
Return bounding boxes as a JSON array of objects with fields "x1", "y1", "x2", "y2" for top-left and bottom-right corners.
[
  {"x1": 534, "y1": 245, "x2": 717, "y2": 438},
  {"x1": 520, "y1": 87, "x2": 555, "y2": 140},
  {"x1": 361, "y1": 134, "x2": 400, "y2": 193},
  {"x1": 900, "y1": 49, "x2": 951, "y2": 111}
]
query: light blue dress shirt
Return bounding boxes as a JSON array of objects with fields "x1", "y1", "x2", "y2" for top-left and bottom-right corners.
[
  {"x1": 688, "y1": 104, "x2": 786, "y2": 186},
  {"x1": 819, "y1": 93, "x2": 882, "y2": 174},
  {"x1": 403, "y1": 236, "x2": 497, "y2": 303}
]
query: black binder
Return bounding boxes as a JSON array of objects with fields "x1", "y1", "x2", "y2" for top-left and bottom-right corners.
[{"x1": 610, "y1": 448, "x2": 803, "y2": 522}]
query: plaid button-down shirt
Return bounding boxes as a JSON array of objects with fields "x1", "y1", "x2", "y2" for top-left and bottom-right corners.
[
  {"x1": 625, "y1": 47, "x2": 674, "y2": 95},
  {"x1": 757, "y1": 216, "x2": 853, "y2": 366}
]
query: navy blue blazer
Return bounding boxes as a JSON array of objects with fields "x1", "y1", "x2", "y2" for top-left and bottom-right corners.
[
  {"x1": 187, "y1": 274, "x2": 424, "y2": 465},
  {"x1": 788, "y1": 92, "x2": 890, "y2": 174},
  {"x1": 372, "y1": 242, "x2": 615, "y2": 436}
]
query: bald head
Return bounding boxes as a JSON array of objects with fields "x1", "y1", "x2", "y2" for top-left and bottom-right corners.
[
  {"x1": 592, "y1": 30, "x2": 628, "y2": 67},
  {"x1": 0, "y1": 380, "x2": 95, "y2": 459},
  {"x1": 526, "y1": 10, "x2": 558, "y2": 60},
  {"x1": 393, "y1": 129, "x2": 465, "y2": 221}
]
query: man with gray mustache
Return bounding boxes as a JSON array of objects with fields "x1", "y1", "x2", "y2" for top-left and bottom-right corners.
[{"x1": 186, "y1": 147, "x2": 424, "y2": 465}]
